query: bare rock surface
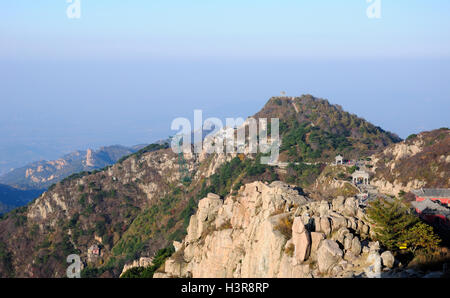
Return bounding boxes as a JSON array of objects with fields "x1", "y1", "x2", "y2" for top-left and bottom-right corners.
[
  {"x1": 381, "y1": 251, "x2": 395, "y2": 269},
  {"x1": 317, "y1": 240, "x2": 343, "y2": 273},
  {"x1": 154, "y1": 181, "x2": 407, "y2": 278},
  {"x1": 120, "y1": 257, "x2": 154, "y2": 277}
]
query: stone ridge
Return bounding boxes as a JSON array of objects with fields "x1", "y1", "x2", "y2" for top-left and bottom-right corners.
[{"x1": 154, "y1": 180, "x2": 402, "y2": 278}]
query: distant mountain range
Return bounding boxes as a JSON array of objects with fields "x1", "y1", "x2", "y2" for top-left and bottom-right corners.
[{"x1": 0, "y1": 144, "x2": 147, "y2": 191}]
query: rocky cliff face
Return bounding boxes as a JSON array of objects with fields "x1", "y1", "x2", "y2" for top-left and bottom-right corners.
[
  {"x1": 154, "y1": 181, "x2": 403, "y2": 278},
  {"x1": 0, "y1": 145, "x2": 199, "y2": 277},
  {"x1": 371, "y1": 128, "x2": 449, "y2": 196},
  {"x1": 120, "y1": 257, "x2": 154, "y2": 277},
  {"x1": 85, "y1": 149, "x2": 95, "y2": 167}
]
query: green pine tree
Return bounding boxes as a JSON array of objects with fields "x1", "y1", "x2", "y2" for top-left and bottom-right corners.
[
  {"x1": 401, "y1": 222, "x2": 441, "y2": 254},
  {"x1": 366, "y1": 198, "x2": 419, "y2": 251}
]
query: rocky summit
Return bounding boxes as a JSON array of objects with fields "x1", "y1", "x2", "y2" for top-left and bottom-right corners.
[{"x1": 154, "y1": 181, "x2": 421, "y2": 278}]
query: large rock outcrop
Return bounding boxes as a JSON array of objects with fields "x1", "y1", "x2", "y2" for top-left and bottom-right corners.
[
  {"x1": 154, "y1": 181, "x2": 396, "y2": 278},
  {"x1": 120, "y1": 257, "x2": 154, "y2": 277}
]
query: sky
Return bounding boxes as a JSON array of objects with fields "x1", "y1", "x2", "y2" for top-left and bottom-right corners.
[{"x1": 0, "y1": 0, "x2": 449, "y2": 172}]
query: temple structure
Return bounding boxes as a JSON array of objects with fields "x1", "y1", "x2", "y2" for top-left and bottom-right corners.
[{"x1": 352, "y1": 170, "x2": 370, "y2": 185}]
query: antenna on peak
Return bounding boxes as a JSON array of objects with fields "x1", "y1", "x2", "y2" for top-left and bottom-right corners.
[{"x1": 280, "y1": 91, "x2": 286, "y2": 96}]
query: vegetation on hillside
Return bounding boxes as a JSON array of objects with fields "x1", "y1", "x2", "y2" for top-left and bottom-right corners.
[
  {"x1": 0, "y1": 241, "x2": 14, "y2": 277},
  {"x1": 285, "y1": 162, "x2": 323, "y2": 186},
  {"x1": 201, "y1": 155, "x2": 279, "y2": 198},
  {"x1": 0, "y1": 143, "x2": 180, "y2": 278},
  {"x1": 280, "y1": 120, "x2": 352, "y2": 162},
  {"x1": 366, "y1": 198, "x2": 442, "y2": 264},
  {"x1": 366, "y1": 198, "x2": 450, "y2": 272},
  {"x1": 117, "y1": 143, "x2": 169, "y2": 164},
  {"x1": 255, "y1": 95, "x2": 401, "y2": 161},
  {"x1": 373, "y1": 128, "x2": 449, "y2": 188}
]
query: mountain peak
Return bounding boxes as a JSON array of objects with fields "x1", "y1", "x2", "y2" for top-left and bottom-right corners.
[
  {"x1": 254, "y1": 95, "x2": 401, "y2": 162},
  {"x1": 85, "y1": 149, "x2": 95, "y2": 167}
]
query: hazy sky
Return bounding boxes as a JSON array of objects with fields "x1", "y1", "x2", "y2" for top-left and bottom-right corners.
[{"x1": 0, "y1": 1, "x2": 449, "y2": 171}]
